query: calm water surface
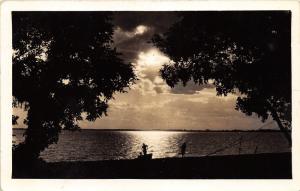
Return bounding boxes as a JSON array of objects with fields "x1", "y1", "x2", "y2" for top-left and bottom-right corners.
[{"x1": 13, "y1": 129, "x2": 290, "y2": 162}]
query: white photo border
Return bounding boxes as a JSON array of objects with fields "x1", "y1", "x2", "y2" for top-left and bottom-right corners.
[{"x1": 1, "y1": 1, "x2": 300, "y2": 191}]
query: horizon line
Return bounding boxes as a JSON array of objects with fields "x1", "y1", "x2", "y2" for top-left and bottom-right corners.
[{"x1": 12, "y1": 128, "x2": 282, "y2": 132}]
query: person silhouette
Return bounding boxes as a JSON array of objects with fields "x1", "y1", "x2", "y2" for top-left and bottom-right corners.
[
  {"x1": 181, "y1": 142, "x2": 187, "y2": 158},
  {"x1": 142, "y1": 143, "x2": 148, "y2": 155}
]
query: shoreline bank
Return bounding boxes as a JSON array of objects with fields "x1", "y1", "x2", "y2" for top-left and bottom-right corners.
[{"x1": 13, "y1": 152, "x2": 291, "y2": 179}]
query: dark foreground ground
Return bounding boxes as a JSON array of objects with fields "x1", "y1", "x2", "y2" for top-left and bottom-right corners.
[{"x1": 13, "y1": 152, "x2": 291, "y2": 179}]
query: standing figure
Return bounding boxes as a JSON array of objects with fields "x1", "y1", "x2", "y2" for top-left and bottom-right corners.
[
  {"x1": 181, "y1": 142, "x2": 187, "y2": 158},
  {"x1": 142, "y1": 143, "x2": 148, "y2": 155}
]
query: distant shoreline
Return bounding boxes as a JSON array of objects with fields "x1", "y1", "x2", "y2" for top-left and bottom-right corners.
[{"x1": 13, "y1": 128, "x2": 288, "y2": 132}]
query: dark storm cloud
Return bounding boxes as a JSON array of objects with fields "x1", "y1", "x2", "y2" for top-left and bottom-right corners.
[
  {"x1": 113, "y1": 28, "x2": 154, "y2": 62},
  {"x1": 113, "y1": 12, "x2": 179, "y2": 33},
  {"x1": 112, "y1": 12, "x2": 180, "y2": 62}
]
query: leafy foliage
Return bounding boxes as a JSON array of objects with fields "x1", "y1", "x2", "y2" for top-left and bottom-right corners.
[
  {"x1": 12, "y1": 12, "x2": 136, "y2": 160},
  {"x1": 153, "y1": 12, "x2": 291, "y2": 144}
]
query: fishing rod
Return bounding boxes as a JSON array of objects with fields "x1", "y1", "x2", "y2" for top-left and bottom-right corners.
[{"x1": 205, "y1": 121, "x2": 276, "y2": 157}]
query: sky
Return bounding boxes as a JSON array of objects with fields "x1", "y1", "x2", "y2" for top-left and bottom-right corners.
[{"x1": 13, "y1": 12, "x2": 277, "y2": 130}]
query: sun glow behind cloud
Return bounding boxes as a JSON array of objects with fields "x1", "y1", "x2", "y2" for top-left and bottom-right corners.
[
  {"x1": 136, "y1": 48, "x2": 170, "y2": 68},
  {"x1": 114, "y1": 25, "x2": 150, "y2": 41},
  {"x1": 132, "y1": 48, "x2": 171, "y2": 95},
  {"x1": 134, "y1": 25, "x2": 149, "y2": 35}
]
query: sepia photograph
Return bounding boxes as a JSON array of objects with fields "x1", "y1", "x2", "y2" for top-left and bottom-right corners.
[
  {"x1": 11, "y1": 10, "x2": 292, "y2": 179},
  {"x1": 1, "y1": 1, "x2": 300, "y2": 191}
]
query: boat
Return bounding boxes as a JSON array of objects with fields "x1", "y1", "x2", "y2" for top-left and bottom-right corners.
[{"x1": 137, "y1": 153, "x2": 152, "y2": 160}]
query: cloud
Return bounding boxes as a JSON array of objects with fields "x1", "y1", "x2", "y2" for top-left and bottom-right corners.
[
  {"x1": 113, "y1": 24, "x2": 215, "y2": 97},
  {"x1": 129, "y1": 48, "x2": 171, "y2": 95},
  {"x1": 171, "y1": 81, "x2": 215, "y2": 95},
  {"x1": 134, "y1": 25, "x2": 149, "y2": 35},
  {"x1": 112, "y1": 12, "x2": 180, "y2": 63},
  {"x1": 153, "y1": 86, "x2": 164, "y2": 94},
  {"x1": 79, "y1": 88, "x2": 273, "y2": 130},
  {"x1": 112, "y1": 13, "x2": 201, "y2": 96},
  {"x1": 113, "y1": 12, "x2": 179, "y2": 33}
]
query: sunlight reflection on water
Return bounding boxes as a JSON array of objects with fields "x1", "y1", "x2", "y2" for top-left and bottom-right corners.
[
  {"x1": 13, "y1": 129, "x2": 290, "y2": 162},
  {"x1": 125, "y1": 131, "x2": 186, "y2": 159}
]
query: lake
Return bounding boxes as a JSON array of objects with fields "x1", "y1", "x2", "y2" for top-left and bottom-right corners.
[{"x1": 13, "y1": 129, "x2": 291, "y2": 162}]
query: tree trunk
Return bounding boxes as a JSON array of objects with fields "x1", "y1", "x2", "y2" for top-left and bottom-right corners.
[
  {"x1": 268, "y1": 102, "x2": 291, "y2": 147},
  {"x1": 13, "y1": 102, "x2": 49, "y2": 163}
]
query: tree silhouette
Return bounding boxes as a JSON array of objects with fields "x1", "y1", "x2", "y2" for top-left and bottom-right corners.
[
  {"x1": 12, "y1": 12, "x2": 136, "y2": 162},
  {"x1": 153, "y1": 12, "x2": 291, "y2": 145}
]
